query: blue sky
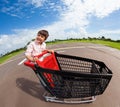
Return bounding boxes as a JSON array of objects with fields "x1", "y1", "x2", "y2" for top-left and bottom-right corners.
[{"x1": 0, "y1": 0, "x2": 120, "y2": 55}]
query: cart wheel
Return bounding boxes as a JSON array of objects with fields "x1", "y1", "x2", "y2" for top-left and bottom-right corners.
[{"x1": 45, "y1": 98, "x2": 49, "y2": 102}]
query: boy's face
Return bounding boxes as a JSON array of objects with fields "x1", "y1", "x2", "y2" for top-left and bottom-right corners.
[{"x1": 36, "y1": 34, "x2": 46, "y2": 44}]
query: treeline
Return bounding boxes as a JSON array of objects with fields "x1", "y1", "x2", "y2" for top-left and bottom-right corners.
[
  {"x1": 0, "y1": 47, "x2": 25, "y2": 57},
  {"x1": 85, "y1": 36, "x2": 120, "y2": 42},
  {"x1": 47, "y1": 36, "x2": 120, "y2": 43},
  {"x1": 0, "y1": 36, "x2": 120, "y2": 57}
]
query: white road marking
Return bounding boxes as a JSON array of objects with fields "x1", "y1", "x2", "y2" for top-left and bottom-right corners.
[
  {"x1": 54, "y1": 46, "x2": 85, "y2": 51},
  {"x1": 18, "y1": 58, "x2": 27, "y2": 65},
  {"x1": 56, "y1": 50, "x2": 65, "y2": 53}
]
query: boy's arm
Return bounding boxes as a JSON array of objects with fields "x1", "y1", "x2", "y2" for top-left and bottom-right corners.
[
  {"x1": 25, "y1": 55, "x2": 38, "y2": 62},
  {"x1": 45, "y1": 49, "x2": 54, "y2": 53},
  {"x1": 25, "y1": 55, "x2": 34, "y2": 62}
]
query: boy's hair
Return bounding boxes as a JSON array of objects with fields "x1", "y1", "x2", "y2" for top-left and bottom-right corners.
[{"x1": 37, "y1": 30, "x2": 49, "y2": 40}]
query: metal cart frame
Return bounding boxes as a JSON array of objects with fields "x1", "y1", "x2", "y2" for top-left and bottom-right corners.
[{"x1": 24, "y1": 51, "x2": 112, "y2": 104}]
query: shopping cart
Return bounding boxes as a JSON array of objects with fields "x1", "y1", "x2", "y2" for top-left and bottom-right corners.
[{"x1": 24, "y1": 51, "x2": 112, "y2": 103}]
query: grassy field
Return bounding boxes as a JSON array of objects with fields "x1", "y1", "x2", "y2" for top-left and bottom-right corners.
[
  {"x1": 76, "y1": 39, "x2": 120, "y2": 50},
  {"x1": 0, "y1": 39, "x2": 120, "y2": 64},
  {"x1": 0, "y1": 49, "x2": 24, "y2": 64},
  {"x1": 47, "y1": 39, "x2": 120, "y2": 49}
]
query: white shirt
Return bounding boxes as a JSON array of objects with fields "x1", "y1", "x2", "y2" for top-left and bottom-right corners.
[{"x1": 25, "y1": 40, "x2": 46, "y2": 57}]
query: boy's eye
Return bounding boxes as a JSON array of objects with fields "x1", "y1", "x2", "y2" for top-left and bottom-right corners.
[
  {"x1": 37, "y1": 34, "x2": 46, "y2": 39},
  {"x1": 37, "y1": 34, "x2": 41, "y2": 36},
  {"x1": 41, "y1": 35, "x2": 44, "y2": 38},
  {"x1": 37, "y1": 34, "x2": 43, "y2": 37}
]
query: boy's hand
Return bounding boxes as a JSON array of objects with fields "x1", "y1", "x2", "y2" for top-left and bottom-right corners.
[
  {"x1": 33, "y1": 57, "x2": 39, "y2": 61},
  {"x1": 46, "y1": 49, "x2": 54, "y2": 53}
]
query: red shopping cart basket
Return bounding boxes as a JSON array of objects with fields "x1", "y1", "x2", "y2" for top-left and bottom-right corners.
[{"x1": 24, "y1": 51, "x2": 112, "y2": 103}]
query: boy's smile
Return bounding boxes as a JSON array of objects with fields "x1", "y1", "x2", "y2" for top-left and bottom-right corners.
[{"x1": 36, "y1": 34, "x2": 45, "y2": 44}]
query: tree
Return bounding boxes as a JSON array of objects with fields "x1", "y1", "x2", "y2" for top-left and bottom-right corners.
[{"x1": 101, "y1": 36, "x2": 105, "y2": 40}]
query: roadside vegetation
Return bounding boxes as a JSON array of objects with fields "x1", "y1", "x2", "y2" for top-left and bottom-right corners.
[
  {"x1": 0, "y1": 48, "x2": 25, "y2": 64},
  {"x1": 47, "y1": 37, "x2": 120, "y2": 50},
  {"x1": 0, "y1": 36, "x2": 120, "y2": 64}
]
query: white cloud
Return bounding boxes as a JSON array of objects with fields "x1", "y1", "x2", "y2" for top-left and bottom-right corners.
[
  {"x1": 84, "y1": 0, "x2": 120, "y2": 18},
  {"x1": 1, "y1": 0, "x2": 120, "y2": 55},
  {"x1": 0, "y1": 29, "x2": 37, "y2": 55},
  {"x1": 23, "y1": 0, "x2": 46, "y2": 7},
  {"x1": 1, "y1": 0, "x2": 47, "y2": 18},
  {"x1": 86, "y1": 29, "x2": 120, "y2": 40}
]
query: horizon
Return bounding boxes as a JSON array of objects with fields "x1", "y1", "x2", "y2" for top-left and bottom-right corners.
[
  {"x1": 0, "y1": 0, "x2": 120, "y2": 55},
  {"x1": 0, "y1": 37, "x2": 119, "y2": 57}
]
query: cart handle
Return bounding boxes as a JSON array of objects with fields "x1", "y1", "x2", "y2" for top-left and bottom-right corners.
[
  {"x1": 24, "y1": 50, "x2": 53, "y2": 69},
  {"x1": 36, "y1": 50, "x2": 52, "y2": 58},
  {"x1": 35, "y1": 50, "x2": 53, "y2": 62}
]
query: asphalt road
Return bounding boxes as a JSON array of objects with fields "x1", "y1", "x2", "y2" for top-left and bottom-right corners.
[{"x1": 0, "y1": 43, "x2": 120, "y2": 107}]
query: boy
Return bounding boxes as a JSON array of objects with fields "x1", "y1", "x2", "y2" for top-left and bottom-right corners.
[{"x1": 25, "y1": 30, "x2": 53, "y2": 62}]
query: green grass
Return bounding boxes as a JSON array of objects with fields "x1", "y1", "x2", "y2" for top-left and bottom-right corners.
[
  {"x1": 0, "y1": 49, "x2": 25, "y2": 64},
  {"x1": 47, "y1": 39, "x2": 120, "y2": 50},
  {"x1": 79, "y1": 39, "x2": 120, "y2": 50},
  {"x1": 0, "y1": 39, "x2": 120, "y2": 64}
]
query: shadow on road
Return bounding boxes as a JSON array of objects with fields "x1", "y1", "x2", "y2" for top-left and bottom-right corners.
[{"x1": 16, "y1": 78, "x2": 45, "y2": 101}]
